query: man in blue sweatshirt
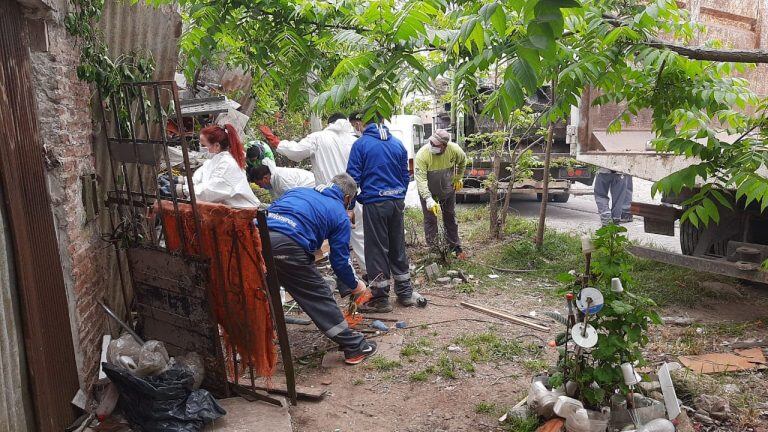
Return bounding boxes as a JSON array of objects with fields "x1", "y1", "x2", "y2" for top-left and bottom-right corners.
[
  {"x1": 347, "y1": 114, "x2": 413, "y2": 313},
  {"x1": 265, "y1": 173, "x2": 377, "y2": 365}
]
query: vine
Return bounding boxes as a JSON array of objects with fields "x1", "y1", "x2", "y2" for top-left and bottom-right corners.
[{"x1": 65, "y1": 0, "x2": 155, "y2": 99}]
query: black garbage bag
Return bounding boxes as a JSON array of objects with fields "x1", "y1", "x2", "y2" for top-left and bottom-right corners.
[{"x1": 103, "y1": 362, "x2": 226, "y2": 432}]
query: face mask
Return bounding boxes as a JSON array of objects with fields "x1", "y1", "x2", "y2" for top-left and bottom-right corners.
[
  {"x1": 199, "y1": 146, "x2": 210, "y2": 155},
  {"x1": 430, "y1": 145, "x2": 443, "y2": 154}
]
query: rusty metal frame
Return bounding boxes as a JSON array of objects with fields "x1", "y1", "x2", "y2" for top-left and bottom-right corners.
[{"x1": 101, "y1": 80, "x2": 297, "y2": 405}]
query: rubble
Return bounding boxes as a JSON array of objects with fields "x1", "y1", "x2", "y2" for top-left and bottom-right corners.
[
  {"x1": 700, "y1": 281, "x2": 743, "y2": 297},
  {"x1": 436, "y1": 277, "x2": 452, "y2": 284},
  {"x1": 425, "y1": 263, "x2": 440, "y2": 280},
  {"x1": 694, "y1": 394, "x2": 731, "y2": 421}
]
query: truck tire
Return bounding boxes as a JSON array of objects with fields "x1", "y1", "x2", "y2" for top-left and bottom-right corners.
[
  {"x1": 536, "y1": 193, "x2": 570, "y2": 203},
  {"x1": 679, "y1": 220, "x2": 699, "y2": 256},
  {"x1": 679, "y1": 219, "x2": 731, "y2": 256}
]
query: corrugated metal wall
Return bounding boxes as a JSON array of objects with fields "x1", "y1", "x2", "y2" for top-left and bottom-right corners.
[
  {"x1": 0, "y1": 185, "x2": 32, "y2": 432},
  {"x1": 0, "y1": 1, "x2": 80, "y2": 429}
]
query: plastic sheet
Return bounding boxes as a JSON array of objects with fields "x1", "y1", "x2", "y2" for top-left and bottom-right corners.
[
  {"x1": 107, "y1": 335, "x2": 170, "y2": 377},
  {"x1": 103, "y1": 362, "x2": 225, "y2": 432}
]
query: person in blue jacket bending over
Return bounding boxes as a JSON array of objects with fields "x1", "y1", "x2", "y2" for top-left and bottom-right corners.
[
  {"x1": 347, "y1": 112, "x2": 414, "y2": 313},
  {"x1": 264, "y1": 173, "x2": 377, "y2": 365}
]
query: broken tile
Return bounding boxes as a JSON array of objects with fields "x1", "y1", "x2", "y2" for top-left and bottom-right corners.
[{"x1": 205, "y1": 397, "x2": 291, "y2": 432}]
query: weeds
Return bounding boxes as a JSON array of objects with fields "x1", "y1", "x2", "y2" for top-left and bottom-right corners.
[
  {"x1": 367, "y1": 356, "x2": 401, "y2": 372},
  {"x1": 474, "y1": 401, "x2": 497, "y2": 414},
  {"x1": 501, "y1": 413, "x2": 539, "y2": 432},
  {"x1": 522, "y1": 358, "x2": 549, "y2": 373},
  {"x1": 454, "y1": 332, "x2": 525, "y2": 362},
  {"x1": 401, "y1": 337, "x2": 433, "y2": 358},
  {"x1": 409, "y1": 370, "x2": 430, "y2": 382}
]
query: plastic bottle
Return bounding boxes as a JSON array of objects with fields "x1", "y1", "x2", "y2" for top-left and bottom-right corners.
[{"x1": 412, "y1": 291, "x2": 427, "y2": 307}]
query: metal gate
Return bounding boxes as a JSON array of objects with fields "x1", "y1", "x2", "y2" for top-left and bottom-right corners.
[
  {"x1": 0, "y1": 1, "x2": 80, "y2": 430},
  {"x1": 98, "y1": 80, "x2": 296, "y2": 403}
]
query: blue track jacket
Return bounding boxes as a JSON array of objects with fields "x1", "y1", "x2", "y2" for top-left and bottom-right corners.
[
  {"x1": 347, "y1": 124, "x2": 410, "y2": 204},
  {"x1": 264, "y1": 184, "x2": 357, "y2": 293}
]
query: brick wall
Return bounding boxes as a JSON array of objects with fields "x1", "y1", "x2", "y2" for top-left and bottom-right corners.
[{"x1": 25, "y1": 2, "x2": 109, "y2": 395}]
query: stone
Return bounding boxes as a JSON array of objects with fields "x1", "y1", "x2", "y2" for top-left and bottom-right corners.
[
  {"x1": 639, "y1": 381, "x2": 662, "y2": 392},
  {"x1": 446, "y1": 270, "x2": 459, "y2": 276},
  {"x1": 447, "y1": 345, "x2": 462, "y2": 353},
  {"x1": 700, "y1": 281, "x2": 743, "y2": 297},
  {"x1": 451, "y1": 278, "x2": 463, "y2": 285},
  {"x1": 436, "y1": 277, "x2": 452, "y2": 284},
  {"x1": 723, "y1": 384, "x2": 740, "y2": 395},
  {"x1": 693, "y1": 411, "x2": 714, "y2": 424},
  {"x1": 674, "y1": 411, "x2": 696, "y2": 432},
  {"x1": 695, "y1": 394, "x2": 731, "y2": 421},
  {"x1": 425, "y1": 263, "x2": 440, "y2": 280},
  {"x1": 649, "y1": 391, "x2": 665, "y2": 402},
  {"x1": 205, "y1": 396, "x2": 292, "y2": 431},
  {"x1": 321, "y1": 351, "x2": 346, "y2": 368}
]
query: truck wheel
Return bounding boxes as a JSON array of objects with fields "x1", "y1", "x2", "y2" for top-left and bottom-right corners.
[
  {"x1": 679, "y1": 220, "x2": 699, "y2": 256},
  {"x1": 680, "y1": 219, "x2": 731, "y2": 256},
  {"x1": 536, "y1": 193, "x2": 570, "y2": 203}
]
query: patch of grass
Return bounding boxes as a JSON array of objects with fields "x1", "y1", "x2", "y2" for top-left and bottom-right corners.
[
  {"x1": 501, "y1": 414, "x2": 539, "y2": 432},
  {"x1": 522, "y1": 358, "x2": 549, "y2": 373},
  {"x1": 352, "y1": 378, "x2": 364, "y2": 386},
  {"x1": 436, "y1": 355, "x2": 457, "y2": 379},
  {"x1": 454, "y1": 332, "x2": 525, "y2": 362},
  {"x1": 409, "y1": 370, "x2": 430, "y2": 382},
  {"x1": 455, "y1": 283, "x2": 476, "y2": 294},
  {"x1": 474, "y1": 401, "x2": 497, "y2": 414},
  {"x1": 456, "y1": 205, "x2": 490, "y2": 223},
  {"x1": 401, "y1": 337, "x2": 433, "y2": 358},
  {"x1": 366, "y1": 356, "x2": 401, "y2": 372}
]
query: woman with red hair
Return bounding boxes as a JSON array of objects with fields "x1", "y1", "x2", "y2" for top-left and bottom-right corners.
[{"x1": 177, "y1": 123, "x2": 260, "y2": 208}]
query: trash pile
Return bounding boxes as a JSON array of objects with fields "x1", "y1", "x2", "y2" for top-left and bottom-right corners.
[
  {"x1": 86, "y1": 334, "x2": 225, "y2": 432},
  {"x1": 501, "y1": 227, "x2": 682, "y2": 432}
]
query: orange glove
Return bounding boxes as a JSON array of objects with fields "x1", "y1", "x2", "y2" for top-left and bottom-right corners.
[
  {"x1": 350, "y1": 280, "x2": 372, "y2": 305},
  {"x1": 258, "y1": 125, "x2": 281, "y2": 148}
]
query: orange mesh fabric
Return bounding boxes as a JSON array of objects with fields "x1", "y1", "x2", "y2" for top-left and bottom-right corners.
[{"x1": 159, "y1": 200, "x2": 276, "y2": 377}]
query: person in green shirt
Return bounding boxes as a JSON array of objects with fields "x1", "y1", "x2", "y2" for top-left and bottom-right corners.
[{"x1": 415, "y1": 129, "x2": 468, "y2": 259}]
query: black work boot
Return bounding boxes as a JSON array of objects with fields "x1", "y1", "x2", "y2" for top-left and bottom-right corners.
[{"x1": 358, "y1": 297, "x2": 393, "y2": 313}]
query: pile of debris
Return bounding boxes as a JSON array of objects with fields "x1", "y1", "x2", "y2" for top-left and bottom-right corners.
[{"x1": 70, "y1": 333, "x2": 225, "y2": 432}]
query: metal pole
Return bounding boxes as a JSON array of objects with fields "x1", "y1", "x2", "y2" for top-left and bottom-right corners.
[{"x1": 256, "y1": 210, "x2": 297, "y2": 405}]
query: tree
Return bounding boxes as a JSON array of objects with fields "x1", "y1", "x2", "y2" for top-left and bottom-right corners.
[{"x1": 167, "y1": 0, "x2": 768, "y2": 230}]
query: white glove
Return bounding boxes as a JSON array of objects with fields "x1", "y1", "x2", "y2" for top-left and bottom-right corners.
[{"x1": 175, "y1": 183, "x2": 186, "y2": 198}]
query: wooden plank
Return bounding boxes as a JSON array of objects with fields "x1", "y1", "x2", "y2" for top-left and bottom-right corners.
[
  {"x1": 460, "y1": 302, "x2": 550, "y2": 332},
  {"x1": 127, "y1": 247, "x2": 207, "y2": 298}
]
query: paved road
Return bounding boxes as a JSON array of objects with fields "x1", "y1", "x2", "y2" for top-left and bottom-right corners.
[{"x1": 505, "y1": 178, "x2": 682, "y2": 252}]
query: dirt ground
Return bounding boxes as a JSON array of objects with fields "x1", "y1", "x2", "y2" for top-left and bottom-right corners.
[{"x1": 273, "y1": 207, "x2": 768, "y2": 432}]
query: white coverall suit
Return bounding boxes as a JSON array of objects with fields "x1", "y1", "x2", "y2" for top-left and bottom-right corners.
[
  {"x1": 181, "y1": 151, "x2": 260, "y2": 208},
  {"x1": 262, "y1": 158, "x2": 316, "y2": 198},
  {"x1": 274, "y1": 119, "x2": 367, "y2": 274}
]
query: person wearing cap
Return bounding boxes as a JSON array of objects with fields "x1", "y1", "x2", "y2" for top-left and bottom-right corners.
[
  {"x1": 347, "y1": 112, "x2": 414, "y2": 313},
  {"x1": 414, "y1": 129, "x2": 468, "y2": 258}
]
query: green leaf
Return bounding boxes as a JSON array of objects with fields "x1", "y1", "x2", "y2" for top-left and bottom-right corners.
[
  {"x1": 527, "y1": 21, "x2": 555, "y2": 51},
  {"x1": 490, "y1": 4, "x2": 507, "y2": 34},
  {"x1": 510, "y1": 58, "x2": 538, "y2": 93}
]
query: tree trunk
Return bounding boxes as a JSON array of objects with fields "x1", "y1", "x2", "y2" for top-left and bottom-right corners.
[
  {"x1": 488, "y1": 150, "x2": 502, "y2": 238},
  {"x1": 535, "y1": 75, "x2": 557, "y2": 250},
  {"x1": 499, "y1": 146, "x2": 518, "y2": 230}
]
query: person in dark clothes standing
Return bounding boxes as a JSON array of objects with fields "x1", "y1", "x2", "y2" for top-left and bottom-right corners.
[{"x1": 347, "y1": 113, "x2": 414, "y2": 313}]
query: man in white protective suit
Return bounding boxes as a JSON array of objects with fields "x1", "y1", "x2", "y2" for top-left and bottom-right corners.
[{"x1": 259, "y1": 113, "x2": 367, "y2": 278}]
